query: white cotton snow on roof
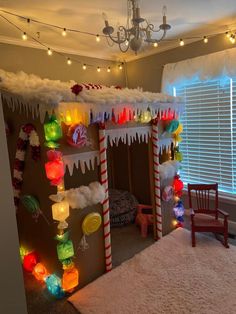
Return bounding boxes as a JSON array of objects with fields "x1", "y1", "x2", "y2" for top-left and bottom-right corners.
[{"x1": 0, "y1": 69, "x2": 182, "y2": 106}]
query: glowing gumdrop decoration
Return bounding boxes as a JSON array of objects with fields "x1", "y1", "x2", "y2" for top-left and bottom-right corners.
[
  {"x1": 57, "y1": 240, "x2": 74, "y2": 261},
  {"x1": 173, "y1": 176, "x2": 184, "y2": 192},
  {"x1": 44, "y1": 115, "x2": 62, "y2": 148},
  {"x1": 45, "y1": 274, "x2": 64, "y2": 299},
  {"x1": 140, "y1": 108, "x2": 152, "y2": 123},
  {"x1": 32, "y1": 263, "x2": 49, "y2": 282},
  {"x1": 62, "y1": 267, "x2": 79, "y2": 292},
  {"x1": 45, "y1": 150, "x2": 64, "y2": 186},
  {"x1": 52, "y1": 201, "x2": 70, "y2": 229},
  {"x1": 23, "y1": 251, "x2": 39, "y2": 272},
  {"x1": 166, "y1": 120, "x2": 179, "y2": 133}
]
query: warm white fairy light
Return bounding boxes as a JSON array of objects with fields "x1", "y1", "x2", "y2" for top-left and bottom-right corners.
[
  {"x1": 96, "y1": 34, "x2": 100, "y2": 42},
  {"x1": 82, "y1": 64, "x2": 87, "y2": 70},
  {"x1": 62, "y1": 28, "x2": 67, "y2": 36},
  {"x1": 226, "y1": 31, "x2": 230, "y2": 38},
  {"x1": 125, "y1": 40, "x2": 129, "y2": 46},
  {"x1": 47, "y1": 48, "x2": 52, "y2": 56},
  {"x1": 22, "y1": 32, "x2": 27, "y2": 40},
  {"x1": 107, "y1": 66, "x2": 111, "y2": 72},
  {"x1": 118, "y1": 63, "x2": 123, "y2": 70},
  {"x1": 153, "y1": 42, "x2": 158, "y2": 48},
  {"x1": 203, "y1": 36, "x2": 208, "y2": 43},
  {"x1": 179, "y1": 39, "x2": 184, "y2": 46},
  {"x1": 97, "y1": 66, "x2": 101, "y2": 72},
  {"x1": 67, "y1": 58, "x2": 72, "y2": 65},
  {"x1": 230, "y1": 34, "x2": 235, "y2": 44}
]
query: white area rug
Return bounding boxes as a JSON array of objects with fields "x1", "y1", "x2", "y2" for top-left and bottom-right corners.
[{"x1": 69, "y1": 229, "x2": 236, "y2": 314}]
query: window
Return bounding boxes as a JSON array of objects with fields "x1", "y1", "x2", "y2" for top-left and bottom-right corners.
[{"x1": 174, "y1": 78, "x2": 236, "y2": 197}]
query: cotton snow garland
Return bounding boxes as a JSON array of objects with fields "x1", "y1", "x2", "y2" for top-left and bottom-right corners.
[
  {"x1": 49, "y1": 181, "x2": 105, "y2": 210},
  {"x1": 13, "y1": 123, "x2": 40, "y2": 209}
]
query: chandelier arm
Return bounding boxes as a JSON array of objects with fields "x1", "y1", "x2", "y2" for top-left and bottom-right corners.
[
  {"x1": 105, "y1": 36, "x2": 115, "y2": 47},
  {"x1": 118, "y1": 42, "x2": 130, "y2": 53},
  {"x1": 146, "y1": 23, "x2": 161, "y2": 33},
  {"x1": 155, "y1": 29, "x2": 167, "y2": 42}
]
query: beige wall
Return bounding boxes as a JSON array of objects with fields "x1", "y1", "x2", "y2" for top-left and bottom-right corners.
[
  {"x1": 0, "y1": 43, "x2": 126, "y2": 86},
  {"x1": 127, "y1": 33, "x2": 235, "y2": 92},
  {"x1": 0, "y1": 97, "x2": 27, "y2": 314}
]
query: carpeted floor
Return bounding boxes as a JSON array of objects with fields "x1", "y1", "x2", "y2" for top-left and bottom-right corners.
[{"x1": 69, "y1": 228, "x2": 236, "y2": 314}]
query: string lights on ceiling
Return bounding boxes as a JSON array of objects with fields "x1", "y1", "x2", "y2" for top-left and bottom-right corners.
[
  {"x1": 0, "y1": 11, "x2": 124, "y2": 73},
  {"x1": 0, "y1": 8, "x2": 236, "y2": 63}
]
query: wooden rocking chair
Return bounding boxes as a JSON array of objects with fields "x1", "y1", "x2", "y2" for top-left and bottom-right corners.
[{"x1": 188, "y1": 183, "x2": 229, "y2": 248}]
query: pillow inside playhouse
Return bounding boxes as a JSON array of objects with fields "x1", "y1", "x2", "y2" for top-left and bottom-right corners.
[{"x1": 109, "y1": 189, "x2": 138, "y2": 227}]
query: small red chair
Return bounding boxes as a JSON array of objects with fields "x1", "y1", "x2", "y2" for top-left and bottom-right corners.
[
  {"x1": 188, "y1": 183, "x2": 229, "y2": 248},
  {"x1": 135, "y1": 204, "x2": 153, "y2": 237}
]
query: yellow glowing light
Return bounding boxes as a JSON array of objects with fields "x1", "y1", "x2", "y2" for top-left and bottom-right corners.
[
  {"x1": 47, "y1": 48, "x2": 52, "y2": 56},
  {"x1": 119, "y1": 64, "x2": 123, "y2": 70},
  {"x1": 153, "y1": 42, "x2": 158, "y2": 48},
  {"x1": 96, "y1": 34, "x2": 100, "y2": 42},
  {"x1": 57, "y1": 181, "x2": 65, "y2": 192},
  {"x1": 62, "y1": 28, "x2": 67, "y2": 36},
  {"x1": 172, "y1": 220, "x2": 178, "y2": 227},
  {"x1": 179, "y1": 39, "x2": 184, "y2": 46},
  {"x1": 203, "y1": 36, "x2": 208, "y2": 43},
  {"x1": 107, "y1": 67, "x2": 111, "y2": 72},
  {"x1": 67, "y1": 58, "x2": 72, "y2": 65},
  {"x1": 22, "y1": 32, "x2": 27, "y2": 41},
  {"x1": 226, "y1": 31, "x2": 230, "y2": 38},
  {"x1": 97, "y1": 67, "x2": 101, "y2": 72},
  {"x1": 230, "y1": 35, "x2": 235, "y2": 44},
  {"x1": 82, "y1": 64, "x2": 87, "y2": 70},
  {"x1": 125, "y1": 40, "x2": 129, "y2": 46}
]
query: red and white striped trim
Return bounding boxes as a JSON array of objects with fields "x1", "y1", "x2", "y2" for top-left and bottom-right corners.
[
  {"x1": 99, "y1": 126, "x2": 112, "y2": 272},
  {"x1": 152, "y1": 122, "x2": 162, "y2": 239}
]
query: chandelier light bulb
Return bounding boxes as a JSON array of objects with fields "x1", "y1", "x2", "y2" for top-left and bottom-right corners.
[
  {"x1": 22, "y1": 32, "x2": 27, "y2": 41},
  {"x1": 179, "y1": 39, "x2": 184, "y2": 46},
  {"x1": 47, "y1": 48, "x2": 52, "y2": 56},
  {"x1": 118, "y1": 63, "x2": 123, "y2": 70},
  {"x1": 67, "y1": 58, "x2": 72, "y2": 65},
  {"x1": 225, "y1": 31, "x2": 231, "y2": 38},
  {"x1": 125, "y1": 40, "x2": 129, "y2": 46},
  {"x1": 153, "y1": 42, "x2": 158, "y2": 48},
  {"x1": 162, "y1": 5, "x2": 167, "y2": 16},
  {"x1": 107, "y1": 67, "x2": 111, "y2": 72},
  {"x1": 203, "y1": 36, "x2": 208, "y2": 43},
  {"x1": 96, "y1": 34, "x2": 100, "y2": 42},
  {"x1": 82, "y1": 64, "x2": 87, "y2": 70},
  {"x1": 62, "y1": 28, "x2": 67, "y2": 36},
  {"x1": 97, "y1": 66, "x2": 101, "y2": 72}
]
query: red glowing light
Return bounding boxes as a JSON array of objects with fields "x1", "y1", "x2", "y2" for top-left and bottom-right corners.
[{"x1": 23, "y1": 251, "x2": 39, "y2": 272}]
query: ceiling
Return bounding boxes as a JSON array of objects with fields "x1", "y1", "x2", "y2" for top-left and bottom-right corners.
[{"x1": 0, "y1": 0, "x2": 236, "y2": 62}]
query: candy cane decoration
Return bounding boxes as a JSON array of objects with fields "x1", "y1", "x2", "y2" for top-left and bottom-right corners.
[
  {"x1": 13, "y1": 124, "x2": 40, "y2": 209},
  {"x1": 99, "y1": 124, "x2": 112, "y2": 272},
  {"x1": 152, "y1": 120, "x2": 162, "y2": 239}
]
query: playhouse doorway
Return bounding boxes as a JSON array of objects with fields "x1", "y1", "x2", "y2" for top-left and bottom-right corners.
[{"x1": 107, "y1": 139, "x2": 155, "y2": 267}]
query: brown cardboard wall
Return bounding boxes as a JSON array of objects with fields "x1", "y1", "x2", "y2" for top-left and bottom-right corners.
[{"x1": 3, "y1": 100, "x2": 105, "y2": 292}]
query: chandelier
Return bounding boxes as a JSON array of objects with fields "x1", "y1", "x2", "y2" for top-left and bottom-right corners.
[{"x1": 102, "y1": 0, "x2": 171, "y2": 54}]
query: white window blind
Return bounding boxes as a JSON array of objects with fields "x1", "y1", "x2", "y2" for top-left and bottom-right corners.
[{"x1": 175, "y1": 78, "x2": 236, "y2": 196}]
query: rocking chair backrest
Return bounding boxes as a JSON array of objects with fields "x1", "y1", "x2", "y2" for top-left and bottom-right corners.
[{"x1": 188, "y1": 183, "x2": 218, "y2": 215}]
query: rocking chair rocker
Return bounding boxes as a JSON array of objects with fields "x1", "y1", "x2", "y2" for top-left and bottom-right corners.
[{"x1": 188, "y1": 183, "x2": 229, "y2": 248}]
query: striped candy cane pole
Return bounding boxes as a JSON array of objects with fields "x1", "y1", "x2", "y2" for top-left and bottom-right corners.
[
  {"x1": 99, "y1": 124, "x2": 112, "y2": 272},
  {"x1": 152, "y1": 120, "x2": 162, "y2": 240}
]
